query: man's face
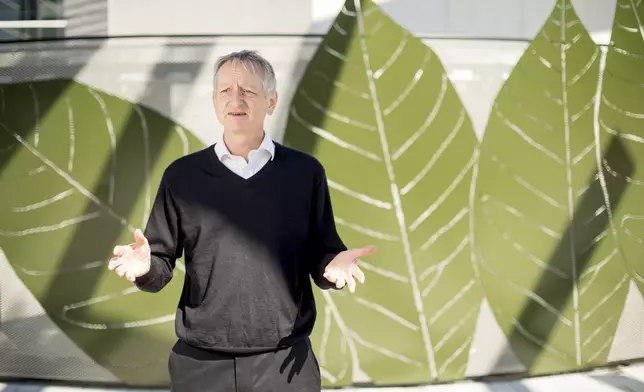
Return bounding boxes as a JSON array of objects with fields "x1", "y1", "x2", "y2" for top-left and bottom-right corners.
[{"x1": 213, "y1": 61, "x2": 277, "y2": 134}]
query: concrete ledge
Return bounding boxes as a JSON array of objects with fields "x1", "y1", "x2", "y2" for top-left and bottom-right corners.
[{"x1": 3, "y1": 364, "x2": 644, "y2": 392}]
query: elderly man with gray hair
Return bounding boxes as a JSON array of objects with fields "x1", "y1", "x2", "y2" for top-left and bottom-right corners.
[{"x1": 108, "y1": 50, "x2": 376, "y2": 391}]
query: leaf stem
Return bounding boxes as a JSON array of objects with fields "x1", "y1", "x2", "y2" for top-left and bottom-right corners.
[
  {"x1": 559, "y1": 0, "x2": 582, "y2": 366},
  {"x1": 353, "y1": 0, "x2": 437, "y2": 380}
]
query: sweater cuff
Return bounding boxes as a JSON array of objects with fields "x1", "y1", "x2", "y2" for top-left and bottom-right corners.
[
  {"x1": 134, "y1": 258, "x2": 159, "y2": 290},
  {"x1": 314, "y1": 252, "x2": 341, "y2": 290}
]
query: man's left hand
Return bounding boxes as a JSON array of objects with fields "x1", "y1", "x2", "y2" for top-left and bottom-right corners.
[{"x1": 323, "y1": 246, "x2": 376, "y2": 293}]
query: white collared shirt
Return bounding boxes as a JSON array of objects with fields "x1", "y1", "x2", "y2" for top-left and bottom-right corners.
[{"x1": 214, "y1": 132, "x2": 275, "y2": 179}]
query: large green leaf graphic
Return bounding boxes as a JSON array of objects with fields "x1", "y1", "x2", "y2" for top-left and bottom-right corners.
[
  {"x1": 284, "y1": 0, "x2": 480, "y2": 385},
  {"x1": 597, "y1": 0, "x2": 644, "y2": 295},
  {"x1": 0, "y1": 80, "x2": 204, "y2": 385},
  {"x1": 473, "y1": 0, "x2": 630, "y2": 375}
]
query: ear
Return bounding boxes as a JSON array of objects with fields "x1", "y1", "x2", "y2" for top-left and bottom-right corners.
[{"x1": 267, "y1": 91, "x2": 278, "y2": 115}]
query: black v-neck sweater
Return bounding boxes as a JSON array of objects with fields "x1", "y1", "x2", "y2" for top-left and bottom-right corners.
[{"x1": 135, "y1": 142, "x2": 347, "y2": 354}]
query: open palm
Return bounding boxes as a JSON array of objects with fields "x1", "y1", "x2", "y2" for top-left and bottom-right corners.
[
  {"x1": 323, "y1": 245, "x2": 376, "y2": 293},
  {"x1": 108, "y1": 229, "x2": 151, "y2": 282}
]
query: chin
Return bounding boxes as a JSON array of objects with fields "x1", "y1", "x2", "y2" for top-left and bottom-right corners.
[
  {"x1": 226, "y1": 119, "x2": 256, "y2": 131},
  {"x1": 225, "y1": 124, "x2": 251, "y2": 134}
]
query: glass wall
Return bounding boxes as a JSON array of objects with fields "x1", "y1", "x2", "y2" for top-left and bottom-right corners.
[{"x1": 0, "y1": 0, "x2": 65, "y2": 41}]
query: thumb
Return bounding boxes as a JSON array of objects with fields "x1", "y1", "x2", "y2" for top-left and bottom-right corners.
[
  {"x1": 134, "y1": 229, "x2": 148, "y2": 246},
  {"x1": 349, "y1": 245, "x2": 376, "y2": 259}
]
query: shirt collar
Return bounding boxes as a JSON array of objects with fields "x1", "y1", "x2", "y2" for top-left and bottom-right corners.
[{"x1": 214, "y1": 132, "x2": 275, "y2": 161}]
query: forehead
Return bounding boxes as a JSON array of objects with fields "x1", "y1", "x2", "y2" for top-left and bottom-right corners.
[{"x1": 216, "y1": 60, "x2": 263, "y2": 87}]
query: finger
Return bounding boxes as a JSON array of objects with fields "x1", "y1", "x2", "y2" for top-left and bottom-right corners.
[
  {"x1": 113, "y1": 245, "x2": 130, "y2": 257},
  {"x1": 134, "y1": 229, "x2": 148, "y2": 246},
  {"x1": 115, "y1": 264, "x2": 129, "y2": 277},
  {"x1": 108, "y1": 257, "x2": 124, "y2": 270},
  {"x1": 349, "y1": 245, "x2": 376, "y2": 259},
  {"x1": 323, "y1": 270, "x2": 338, "y2": 283},
  {"x1": 125, "y1": 271, "x2": 137, "y2": 282},
  {"x1": 335, "y1": 276, "x2": 346, "y2": 289},
  {"x1": 347, "y1": 275, "x2": 356, "y2": 293},
  {"x1": 352, "y1": 266, "x2": 365, "y2": 284}
]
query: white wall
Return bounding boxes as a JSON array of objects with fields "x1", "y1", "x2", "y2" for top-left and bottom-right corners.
[
  {"x1": 104, "y1": 0, "x2": 616, "y2": 45},
  {"x1": 64, "y1": 0, "x2": 108, "y2": 36},
  {"x1": 106, "y1": 0, "x2": 313, "y2": 35},
  {"x1": 0, "y1": 34, "x2": 527, "y2": 156}
]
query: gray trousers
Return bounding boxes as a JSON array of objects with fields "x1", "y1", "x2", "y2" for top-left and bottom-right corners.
[{"x1": 168, "y1": 338, "x2": 322, "y2": 391}]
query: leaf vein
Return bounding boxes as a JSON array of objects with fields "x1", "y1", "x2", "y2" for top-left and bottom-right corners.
[
  {"x1": 354, "y1": 296, "x2": 419, "y2": 331},
  {"x1": 87, "y1": 87, "x2": 117, "y2": 205},
  {"x1": 349, "y1": 329, "x2": 424, "y2": 367},
  {"x1": 0, "y1": 212, "x2": 100, "y2": 237},
  {"x1": 64, "y1": 96, "x2": 75, "y2": 172},
  {"x1": 600, "y1": 117, "x2": 644, "y2": 144},
  {"x1": 603, "y1": 159, "x2": 644, "y2": 186},
  {"x1": 1, "y1": 126, "x2": 133, "y2": 230},
  {"x1": 311, "y1": 69, "x2": 371, "y2": 100},
  {"x1": 407, "y1": 150, "x2": 475, "y2": 232},
  {"x1": 476, "y1": 248, "x2": 572, "y2": 326},
  {"x1": 61, "y1": 287, "x2": 175, "y2": 329},
  {"x1": 328, "y1": 178, "x2": 392, "y2": 209},
  {"x1": 429, "y1": 279, "x2": 476, "y2": 325},
  {"x1": 481, "y1": 194, "x2": 561, "y2": 239},
  {"x1": 289, "y1": 107, "x2": 381, "y2": 161},
  {"x1": 392, "y1": 75, "x2": 449, "y2": 161},
  {"x1": 418, "y1": 207, "x2": 469, "y2": 253},
  {"x1": 494, "y1": 105, "x2": 564, "y2": 165},
  {"x1": 434, "y1": 306, "x2": 478, "y2": 352},
  {"x1": 28, "y1": 83, "x2": 40, "y2": 147},
  {"x1": 586, "y1": 337, "x2": 613, "y2": 364},
  {"x1": 134, "y1": 105, "x2": 151, "y2": 229},
  {"x1": 582, "y1": 316, "x2": 614, "y2": 347},
  {"x1": 580, "y1": 249, "x2": 618, "y2": 296},
  {"x1": 581, "y1": 275, "x2": 628, "y2": 322},
  {"x1": 421, "y1": 238, "x2": 469, "y2": 298},
  {"x1": 335, "y1": 215, "x2": 399, "y2": 241},
  {"x1": 383, "y1": 52, "x2": 432, "y2": 117},
  {"x1": 569, "y1": 49, "x2": 599, "y2": 86},
  {"x1": 622, "y1": 214, "x2": 644, "y2": 244},
  {"x1": 373, "y1": 31, "x2": 409, "y2": 79},
  {"x1": 602, "y1": 94, "x2": 644, "y2": 119},
  {"x1": 358, "y1": 260, "x2": 409, "y2": 283},
  {"x1": 299, "y1": 89, "x2": 376, "y2": 131},
  {"x1": 11, "y1": 189, "x2": 75, "y2": 212},
  {"x1": 489, "y1": 154, "x2": 565, "y2": 210},
  {"x1": 438, "y1": 337, "x2": 472, "y2": 376}
]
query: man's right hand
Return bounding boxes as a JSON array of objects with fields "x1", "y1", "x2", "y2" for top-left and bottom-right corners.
[{"x1": 108, "y1": 229, "x2": 152, "y2": 282}]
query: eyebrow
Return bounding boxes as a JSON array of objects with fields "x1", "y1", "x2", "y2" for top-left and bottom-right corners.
[{"x1": 219, "y1": 83, "x2": 261, "y2": 91}]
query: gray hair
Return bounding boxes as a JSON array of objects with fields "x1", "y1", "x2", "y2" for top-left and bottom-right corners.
[{"x1": 213, "y1": 50, "x2": 277, "y2": 96}]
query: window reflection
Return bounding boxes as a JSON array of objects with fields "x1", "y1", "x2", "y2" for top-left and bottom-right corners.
[{"x1": 0, "y1": 0, "x2": 65, "y2": 41}]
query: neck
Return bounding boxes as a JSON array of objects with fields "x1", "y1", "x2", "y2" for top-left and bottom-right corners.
[{"x1": 223, "y1": 129, "x2": 264, "y2": 160}]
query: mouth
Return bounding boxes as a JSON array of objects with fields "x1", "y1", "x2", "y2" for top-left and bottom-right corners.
[{"x1": 228, "y1": 111, "x2": 248, "y2": 117}]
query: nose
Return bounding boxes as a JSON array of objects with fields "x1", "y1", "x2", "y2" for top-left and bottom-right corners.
[
  {"x1": 230, "y1": 86, "x2": 244, "y2": 100},
  {"x1": 228, "y1": 89, "x2": 245, "y2": 107}
]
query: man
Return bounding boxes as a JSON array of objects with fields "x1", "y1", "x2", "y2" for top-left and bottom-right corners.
[{"x1": 107, "y1": 50, "x2": 376, "y2": 391}]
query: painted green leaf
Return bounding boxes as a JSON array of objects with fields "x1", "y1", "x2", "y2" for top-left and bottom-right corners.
[
  {"x1": 283, "y1": 0, "x2": 480, "y2": 385},
  {"x1": 472, "y1": 0, "x2": 630, "y2": 375},
  {"x1": 309, "y1": 290, "x2": 369, "y2": 386},
  {"x1": 0, "y1": 79, "x2": 204, "y2": 386},
  {"x1": 597, "y1": 0, "x2": 644, "y2": 295}
]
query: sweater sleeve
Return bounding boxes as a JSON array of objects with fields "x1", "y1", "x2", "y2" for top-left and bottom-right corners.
[
  {"x1": 135, "y1": 172, "x2": 183, "y2": 292},
  {"x1": 308, "y1": 167, "x2": 348, "y2": 290}
]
